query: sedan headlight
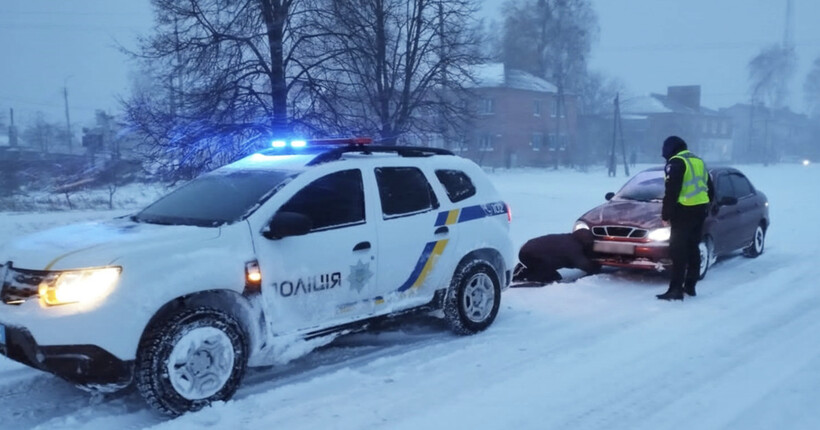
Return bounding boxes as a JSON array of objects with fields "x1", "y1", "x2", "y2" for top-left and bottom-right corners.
[
  {"x1": 38, "y1": 267, "x2": 121, "y2": 306},
  {"x1": 647, "y1": 227, "x2": 671, "y2": 242},
  {"x1": 573, "y1": 220, "x2": 589, "y2": 231}
]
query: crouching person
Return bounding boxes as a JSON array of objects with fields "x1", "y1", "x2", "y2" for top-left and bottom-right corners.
[{"x1": 513, "y1": 229, "x2": 601, "y2": 284}]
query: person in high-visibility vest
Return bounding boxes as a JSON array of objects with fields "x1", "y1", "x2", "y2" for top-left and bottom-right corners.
[{"x1": 657, "y1": 136, "x2": 714, "y2": 301}]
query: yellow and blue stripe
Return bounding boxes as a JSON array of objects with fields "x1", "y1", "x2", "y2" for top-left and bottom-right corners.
[
  {"x1": 396, "y1": 239, "x2": 449, "y2": 292},
  {"x1": 434, "y1": 201, "x2": 507, "y2": 227}
]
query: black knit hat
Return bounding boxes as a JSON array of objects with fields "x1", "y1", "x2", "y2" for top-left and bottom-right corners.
[{"x1": 662, "y1": 136, "x2": 687, "y2": 160}]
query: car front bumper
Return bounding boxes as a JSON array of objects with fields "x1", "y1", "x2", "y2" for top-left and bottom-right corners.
[
  {"x1": 0, "y1": 322, "x2": 132, "y2": 389},
  {"x1": 593, "y1": 240, "x2": 671, "y2": 271}
]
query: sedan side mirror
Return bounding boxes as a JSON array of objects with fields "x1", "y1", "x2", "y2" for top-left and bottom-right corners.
[
  {"x1": 605, "y1": 192, "x2": 615, "y2": 201},
  {"x1": 264, "y1": 211, "x2": 312, "y2": 239}
]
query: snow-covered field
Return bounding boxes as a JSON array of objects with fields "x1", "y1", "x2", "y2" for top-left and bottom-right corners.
[{"x1": 1, "y1": 162, "x2": 818, "y2": 430}]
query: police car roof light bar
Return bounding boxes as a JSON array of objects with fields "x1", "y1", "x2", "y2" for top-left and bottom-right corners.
[
  {"x1": 306, "y1": 145, "x2": 454, "y2": 166},
  {"x1": 307, "y1": 137, "x2": 373, "y2": 146}
]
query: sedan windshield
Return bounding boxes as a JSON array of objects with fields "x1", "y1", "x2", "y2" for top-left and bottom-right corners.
[
  {"x1": 615, "y1": 170, "x2": 665, "y2": 202},
  {"x1": 133, "y1": 169, "x2": 296, "y2": 227}
]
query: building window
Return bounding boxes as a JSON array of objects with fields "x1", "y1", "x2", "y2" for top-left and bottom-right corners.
[
  {"x1": 548, "y1": 133, "x2": 567, "y2": 151},
  {"x1": 479, "y1": 98, "x2": 495, "y2": 115},
  {"x1": 451, "y1": 138, "x2": 468, "y2": 152},
  {"x1": 533, "y1": 100, "x2": 542, "y2": 116},
  {"x1": 551, "y1": 98, "x2": 565, "y2": 118},
  {"x1": 532, "y1": 133, "x2": 544, "y2": 151},
  {"x1": 478, "y1": 134, "x2": 493, "y2": 151}
]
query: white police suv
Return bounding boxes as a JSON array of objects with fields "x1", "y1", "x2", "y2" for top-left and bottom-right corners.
[{"x1": 0, "y1": 138, "x2": 514, "y2": 416}]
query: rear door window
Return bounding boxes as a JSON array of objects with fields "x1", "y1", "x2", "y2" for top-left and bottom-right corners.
[
  {"x1": 278, "y1": 169, "x2": 365, "y2": 231},
  {"x1": 375, "y1": 167, "x2": 439, "y2": 218},
  {"x1": 435, "y1": 169, "x2": 477, "y2": 203}
]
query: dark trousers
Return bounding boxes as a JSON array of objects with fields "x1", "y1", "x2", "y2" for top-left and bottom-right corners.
[
  {"x1": 514, "y1": 257, "x2": 563, "y2": 283},
  {"x1": 668, "y1": 207, "x2": 707, "y2": 292}
]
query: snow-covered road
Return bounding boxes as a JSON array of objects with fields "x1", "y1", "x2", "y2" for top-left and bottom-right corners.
[{"x1": 1, "y1": 163, "x2": 818, "y2": 430}]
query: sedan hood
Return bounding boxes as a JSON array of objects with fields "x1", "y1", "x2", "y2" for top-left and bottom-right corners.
[
  {"x1": 0, "y1": 217, "x2": 221, "y2": 271},
  {"x1": 579, "y1": 199, "x2": 665, "y2": 230}
]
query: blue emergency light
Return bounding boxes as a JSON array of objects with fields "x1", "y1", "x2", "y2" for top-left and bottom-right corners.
[{"x1": 270, "y1": 137, "x2": 372, "y2": 148}]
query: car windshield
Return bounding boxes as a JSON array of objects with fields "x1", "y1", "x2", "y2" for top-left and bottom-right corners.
[
  {"x1": 615, "y1": 170, "x2": 665, "y2": 202},
  {"x1": 133, "y1": 169, "x2": 296, "y2": 227}
]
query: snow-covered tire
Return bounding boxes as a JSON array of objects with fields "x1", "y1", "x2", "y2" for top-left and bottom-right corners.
[
  {"x1": 698, "y1": 236, "x2": 714, "y2": 280},
  {"x1": 444, "y1": 260, "x2": 501, "y2": 335},
  {"x1": 743, "y1": 224, "x2": 766, "y2": 258},
  {"x1": 135, "y1": 307, "x2": 248, "y2": 417}
]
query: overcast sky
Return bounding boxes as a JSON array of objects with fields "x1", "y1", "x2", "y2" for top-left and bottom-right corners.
[{"x1": 1, "y1": 0, "x2": 819, "y2": 127}]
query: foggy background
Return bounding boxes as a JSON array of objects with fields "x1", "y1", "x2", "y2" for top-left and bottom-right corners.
[
  {"x1": 1, "y1": 0, "x2": 818, "y2": 206},
  {"x1": 2, "y1": 0, "x2": 818, "y2": 121}
]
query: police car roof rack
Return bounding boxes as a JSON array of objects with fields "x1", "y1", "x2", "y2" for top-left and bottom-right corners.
[{"x1": 307, "y1": 145, "x2": 454, "y2": 166}]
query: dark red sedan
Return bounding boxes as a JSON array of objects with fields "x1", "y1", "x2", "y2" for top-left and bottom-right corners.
[{"x1": 573, "y1": 166, "x2": 769, "y2": 278}]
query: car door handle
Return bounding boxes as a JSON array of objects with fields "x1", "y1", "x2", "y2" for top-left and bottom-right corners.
[
  {"x1": 353, "y1": 241, "x2": 371, "y2": 251},
  {"x1": 435, "y1": 226, "x2": 449, "y2": 235}
]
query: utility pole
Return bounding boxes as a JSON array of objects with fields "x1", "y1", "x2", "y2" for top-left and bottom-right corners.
[
  {"x1": 9, "y1": 108, "x2": 18, "y2": 147},
  {"x1": 783, "y1": 0, "x2": 794, "y2": 50},
  {"x1": 63, "y1": 86, "x2": 72, "y2": 153},
  {"x1": 608, "y1": 93, "x2": 629, "y2": 177}
]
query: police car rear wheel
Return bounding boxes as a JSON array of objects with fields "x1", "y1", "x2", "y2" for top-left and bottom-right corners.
[
  {"x1": 444, "y1": 260, "x2": 501, "y2": 335},
  {"x1": 135, "y1": 307, "x2": 248, "y2": 417}
]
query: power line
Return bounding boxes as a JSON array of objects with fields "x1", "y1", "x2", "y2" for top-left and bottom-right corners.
[{"x1": 597, "y1": 39, "x2": 820, "y2": 53}]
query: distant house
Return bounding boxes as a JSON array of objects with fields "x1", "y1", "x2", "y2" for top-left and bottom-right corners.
[
  {"x1": 439, "y1": 63, "x2": 578, "y2": 168},
  {"x1": 621, "y1": 86, "x2": 733, "y2": 163},
  {"x1": 719, "y1": 103, "x2": 815, "y2": 163}
]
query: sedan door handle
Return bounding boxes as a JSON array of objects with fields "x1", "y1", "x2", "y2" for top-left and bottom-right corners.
[
  {"x1": 353, "y1": 241, "x2": 371, "y2": 251},
  {"x1": 435, "y1": 226, "x2": 449, "y2": 235}
]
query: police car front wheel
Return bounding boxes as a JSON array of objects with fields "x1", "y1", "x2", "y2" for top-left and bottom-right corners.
[{"x1": 135, "y1": 307, "x2": 248, "y2": 417}]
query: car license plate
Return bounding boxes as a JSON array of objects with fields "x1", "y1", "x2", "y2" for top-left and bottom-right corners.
[
  {"x1": 0, "y1": 324, "x2": 5, "y2": 346},
  {"x1": 594, "y1": 241, "x2": 635, "y2": 255}
]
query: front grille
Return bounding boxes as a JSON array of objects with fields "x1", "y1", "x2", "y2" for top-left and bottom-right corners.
[
  {"x1": 592, "y1": 226, "x2": 648, "y2": 239},
  {"x1": 1, "y1": 263, "x2": 47, "y2": 305}
]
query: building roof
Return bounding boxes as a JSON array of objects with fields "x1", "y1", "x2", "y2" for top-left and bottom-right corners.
[
  {"x1": 621, "y1": 93, "x2": 723, "y2": 116},
  {"x1": 469, "y1": 63, "x2": 558, "y2": 93}
]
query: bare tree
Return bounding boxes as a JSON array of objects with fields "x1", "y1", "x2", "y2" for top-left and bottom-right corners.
[
  {"x1": 123, "y1": 0, "x2": 322, "y2": 178},
  {"x1": 577, "y1": 70, "x2": 623, "y2": 115},
  {"x1": 804, "y1": 56, "x2": 820, "y2": 119},
  {"x1": 303, "y1": 0, "x2": 486, "y2": 145},
  {"x1": 21, "y1": 112, "x2": 60, "y2": 153},
  {"x1": 747, "y1": 44, "x2": 796, "y2": 164},
  {"x1": 501, "y1": 0, "x2": 597, "y2": 94},
  {"x1": 500, "y1": 0, "x2": 597, "y2": 168},
  {"x1": 748, "y1": 44, "x2": 797, "y2": 109}
]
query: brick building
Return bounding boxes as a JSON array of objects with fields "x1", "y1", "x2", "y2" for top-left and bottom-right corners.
[
  {"x1": 447, "y1": 63, "x2": 578, "y2": 168},
  {"x1": 621, "y1": 86, "x2": 733, "y2": 163}
]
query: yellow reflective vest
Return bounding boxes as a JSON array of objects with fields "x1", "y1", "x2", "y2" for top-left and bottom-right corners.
[{"x1": 668, "y1": 150, "x2": 710, "y2": 206}]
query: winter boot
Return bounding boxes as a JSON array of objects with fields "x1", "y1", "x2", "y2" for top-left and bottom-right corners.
[
  {"x1": 656, "y1": 287, "x2": 684, "y2": 301},
  {"x1": 684, "y1": 280, "x2": 697, "y2": 297}
]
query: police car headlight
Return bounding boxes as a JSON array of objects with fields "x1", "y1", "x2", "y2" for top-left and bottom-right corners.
[
  {"x1": 647, "y1": 227, "x2": 671, "y2": 242},
  {"x1": 573, "y1": 221, "x2": 589, "y2": 231},
  {"x1": 38, "y1": 267, "x2": 121, "y2": 306}
]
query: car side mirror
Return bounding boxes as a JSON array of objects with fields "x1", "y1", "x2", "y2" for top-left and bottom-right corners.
[
  {"x1": 605, "y1": 192, "x2": 615, "y2": 201},
  {"x1": 264, "y1": 211, "x2": 312, "y2": 239},
  {"x1": 718, "y1": 196, "x2": 738, "y2": 206}
]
